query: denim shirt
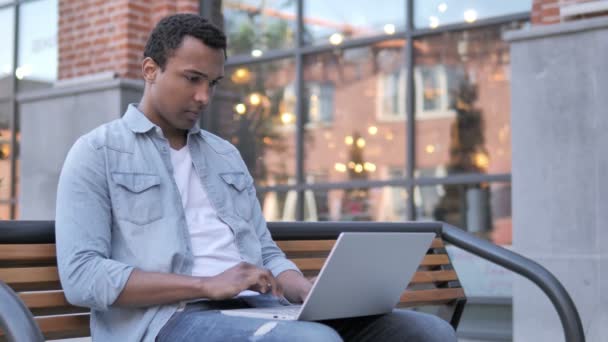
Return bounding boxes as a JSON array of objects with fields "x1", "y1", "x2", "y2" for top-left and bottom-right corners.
[{"x1": 55, "y1": 104, "x2": 299, "y2": 342}]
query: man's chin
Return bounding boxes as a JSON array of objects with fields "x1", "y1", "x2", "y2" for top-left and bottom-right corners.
[{"x1": 178, "y1": 120, "x2": 198, "y2": 131}]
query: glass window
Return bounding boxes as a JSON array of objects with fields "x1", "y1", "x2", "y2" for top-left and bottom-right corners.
[
  {"x1": 0, "y1": 7, "x2": 15, "y2": 99},
  {"x1": 259, "y1": 186, "x2": 409, "y2": 222},
  {"x1": 258, "y1": 190, "x2": 301, "y2": 221},
  {"x1": 306, "y1": 186, "x2": 410, "y2": 222},
  {"x1": 223, "y1": 0, "x2": 297, "y2": 57},
  {"x1": 415, "y1": 182, "x2": 512, "y2": 244},
  {"x1": 261, "y1": 185, "x2": 411, "y2": 222},
  {"x1": 414, "y1": 0, "x2": 532, "y2": 29},
  {"x1": 208, "y1": 59, "x2": 296, "y2": 186},
  {"x1": 414, "y1": 23, "x2": 524, "y2": 176},
  {"x1": 303, "y1": 41, "x2": 407, "y2": 184},
  {"x1": 0, "y1": 101, "x2": 12, "y2": 201},
  {"x1": 0, "y1": 203, "x2": 10, "y2": 220},
  {"x1": 304, "y1": 0, "x2": 405, "y2": 46},
  {"x1": 17, "y1": 0, "x2": 58, "y2": 92}
]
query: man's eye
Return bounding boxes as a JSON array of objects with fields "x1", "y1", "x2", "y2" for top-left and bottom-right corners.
[
  {"x1": 185, "y1": 75, "x2": 200, "y2": 83},
  {"x1": 210, "y1": 79, "x2": 221, "y2": 87}
]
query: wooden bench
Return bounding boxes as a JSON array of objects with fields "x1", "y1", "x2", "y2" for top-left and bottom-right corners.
[{"x1": 0, "y1": 221, "x2": 466, "y2": 340}]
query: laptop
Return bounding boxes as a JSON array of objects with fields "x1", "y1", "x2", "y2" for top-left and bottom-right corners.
[{"x1": 220, "y1": 232, "x2": 435, "y2": 321}]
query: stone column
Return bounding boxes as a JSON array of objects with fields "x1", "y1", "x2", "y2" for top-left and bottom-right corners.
[
  {"x1": 505, "y1": 16, "x2": 608, "y2": 342},
  {"x1": 18, "y1": 78, "x2": 143, "y2": 219}
]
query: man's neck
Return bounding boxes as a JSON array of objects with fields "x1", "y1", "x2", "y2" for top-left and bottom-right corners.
[{"x1": 136, "y1": 101, "x2": 187, "y2": 150}]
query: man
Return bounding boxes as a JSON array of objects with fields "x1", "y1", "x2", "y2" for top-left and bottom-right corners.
[{"x1": 56, "y1": 13, "x2": 456, "y2": 342}]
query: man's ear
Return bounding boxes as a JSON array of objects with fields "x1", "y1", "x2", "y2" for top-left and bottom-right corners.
[{"x1": 142, "y1": 57, "x2": 159, "y2": 83}]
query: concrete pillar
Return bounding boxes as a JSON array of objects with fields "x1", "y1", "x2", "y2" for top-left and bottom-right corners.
[
  {"x1": 505, "y1": 16, "x2": 608, "y2": 342},
  {"x1": 18, "y1": 77, "x2": 143, "y2": 219}
]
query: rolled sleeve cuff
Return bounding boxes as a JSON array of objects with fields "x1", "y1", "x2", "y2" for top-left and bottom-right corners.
[
  {"x1": 264, "y1": 257, "x2": 302, "y2": 278},
  {"x1": 96, "y1": 260, "x2": 135, "y2": 309}
]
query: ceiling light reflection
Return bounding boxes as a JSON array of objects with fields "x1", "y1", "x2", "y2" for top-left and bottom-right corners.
[
  {"x1": 464, "y1": 9, "x2": 478, "y2": 23},
  {"x1": 329, "y1": 33, "x2": 344, "y2": 45},
  {"x1": 383, "y1": 24, "x2": 396, "y2": 35},
  {"x1": 429, "y1": 16, "x2": 440, "y2": 29}
]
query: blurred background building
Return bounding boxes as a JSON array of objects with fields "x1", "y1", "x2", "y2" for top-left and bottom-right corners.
[{"x1": 1, "y1": 0, "x2": 606, "y2": 341}]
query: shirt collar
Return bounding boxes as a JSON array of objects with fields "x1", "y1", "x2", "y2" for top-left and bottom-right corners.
[{"x1": 122, "y1": 103, "x2": 202, "y2": 136}]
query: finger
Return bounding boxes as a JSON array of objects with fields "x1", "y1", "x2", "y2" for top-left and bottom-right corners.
[
  {"x1": 255, "y1": 275, "x2": 269, "y2": 294},
  {"x1": 273, "y1": 279, "x2": 283, "y2": 297},
  {"x1": 263, "y1": 270, "x2": 282, "y2": 297}
]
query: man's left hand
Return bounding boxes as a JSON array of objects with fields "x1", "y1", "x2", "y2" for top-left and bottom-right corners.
[{"x1": 276, "y1": 270, "x2": 314, "y2": 303}]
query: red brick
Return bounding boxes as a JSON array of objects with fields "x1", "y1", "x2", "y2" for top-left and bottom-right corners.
[
  {"x1": 59, "y1": 0, "x2": 199, "y2": 80},
  {"x1": 531, "y1": 0, "x2": 608, "y2": 26}
]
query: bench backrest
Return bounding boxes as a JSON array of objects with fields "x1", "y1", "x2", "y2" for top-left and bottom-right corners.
[{"x1": 0, "y1": 235, "x2": 465, "y2": 340}]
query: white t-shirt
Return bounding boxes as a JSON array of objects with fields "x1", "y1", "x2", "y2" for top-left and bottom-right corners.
[{"x1": 170, "y1": 146, "x2": 257, "y2": 296}]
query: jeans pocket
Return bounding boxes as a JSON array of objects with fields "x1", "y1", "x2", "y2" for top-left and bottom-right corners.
[
  {"x1": 219, "y1": 172, "x2": 254, "y2": 221},
  {"x1": 111, "y1": 172, "x2": 163, "y2": 225}
]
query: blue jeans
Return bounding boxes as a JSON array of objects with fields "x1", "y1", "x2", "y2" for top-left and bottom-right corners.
[{"x1": 156, "y1": 295, "x2": 457, "y2": 341}]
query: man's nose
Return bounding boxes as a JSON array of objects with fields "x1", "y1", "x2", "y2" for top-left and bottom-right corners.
[{"x1": 194, "y1": 84, "x2": 211, "y2": 105}]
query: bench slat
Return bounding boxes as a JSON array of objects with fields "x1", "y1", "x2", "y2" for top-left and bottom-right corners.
[
  {"x1": 399, "y1": 288, "x2": 465, "y2": 306},
  {"x1": 277, "y1": 239, "x2": 444, "y2": 253},
  {"x1": 36, "y1": 314, "x2": 90, "y2": 340},
  {"x1": 291, "y1": 254, "x2": 450, "y2": 272},
  {"x1": 19, "y1": 291, "x2": 69, "y2": 309},
  {"x1": 276, "y1": 240, "x2": 335, "y2": 252},
  {"x1": 18, "y1": 291, "x2": 87, "y2": 316},
  {"x1": 420, "y1": 255, "x2": 450, "y2": 266},
  {"x1": 431, "y1": 238, "x2": 444, "y2": 249},
  {"x1": 410, "y1": 270, "x2": 458, "y2": 284},
  {"x1": 0, "y1": 266, "x2": 61, "y2": 291},
  {"x1": 0, "y1": 244, "x2": 56, "y2": 263}
]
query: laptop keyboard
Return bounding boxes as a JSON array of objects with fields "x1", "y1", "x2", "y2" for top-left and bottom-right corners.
[{"x1": 248, "y1": 305, "x2": 302, "y2": 316}]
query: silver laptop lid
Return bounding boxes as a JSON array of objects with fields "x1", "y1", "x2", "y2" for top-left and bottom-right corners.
[{"x1": 298, "y1": 232, "x2": 435, "y2": 321}]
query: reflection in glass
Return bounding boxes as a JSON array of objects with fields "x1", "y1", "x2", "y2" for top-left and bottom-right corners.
[
  {"x1": 17, "y1": 0, "x2": 58, "y2": 92},
  {"x1": 0, "y1": 101, "x2": 12, "y2": 201},
  {"x1": 302, "y1": 187, "x2": 409, "y2": 222},
  {"x1": 303, "y1": 1, "x2": 404, "y2": 46},
  {"x1": 414, "y1": 0, "x2": 532, "y2": 28},
  {"x1": 208, "y1": 59, "x2": 296, "y2": 186},
  {"x1": 261, "y1": 186, "x2": 409, "y2": 222},
  {"x1": 259, "y1": 191, "x2": 292, "y2": 221},
  {"x1": 415, "y1": 23, "x2": 524, "y2": 177},
  {"x1": 258, "y1": 190, "x2": 324, "y2": 222},
  {"x1": 223, "y1": 0, "x2": 296, "y2": 57},
  {"x1": 0, "y1": 203, "x2": 10, "y2": 220},
  {"x1": 415, "y1": 182, "x2": 512, "y2": 244},
  {"x1": 302, "y1": 41, "x2": 407, "y2": 184},
  {"x1": 0, "y1": 7, "x2": 15, "y2": 98}
]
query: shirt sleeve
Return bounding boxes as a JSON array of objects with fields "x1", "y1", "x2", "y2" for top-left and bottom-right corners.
[
  {"x1": 55, "y1": 136, "x2": 134, "y2": 311},
  {"x1": 250, "y1": 190, "x2": 302, "y2": 277}
]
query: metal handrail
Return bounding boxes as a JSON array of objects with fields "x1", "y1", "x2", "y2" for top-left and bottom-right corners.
[
  {"x1": 0, "y1": 281, "x2": 44, "y2": 342},
  {"x1": 266, "y1": 221, "x2": 586, "y2": 342},
  {"x1": 440, "y1": 223, "x2": 585, "y2": 342}
]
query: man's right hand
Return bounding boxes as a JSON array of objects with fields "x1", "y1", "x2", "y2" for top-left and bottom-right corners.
[
  {"x1": 202, "y1": 262, "x2": 283, "y2": 300},
  {"x1": 113, "y1": 263, "x2": 282, "y2": 308}
]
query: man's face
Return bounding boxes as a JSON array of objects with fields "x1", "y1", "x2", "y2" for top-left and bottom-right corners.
[{"x1": 146, "y1": 36, "x2": 225, "y2": 132}]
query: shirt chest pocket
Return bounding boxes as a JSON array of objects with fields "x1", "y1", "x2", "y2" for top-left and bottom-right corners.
[
  {"x1": 111, "y1": 172, "x2": 163, "y2": 225},
  {"x1": 219, "y1": 172, "x2": 254, "y2": 221}
]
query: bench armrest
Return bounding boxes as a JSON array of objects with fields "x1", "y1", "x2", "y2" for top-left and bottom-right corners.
[
  {"x1": 0, "y1": 281, "x2": 44, "y2": 342},
  {"x1": 441, "y1": 223, "x2": 585, "y2": 342}
]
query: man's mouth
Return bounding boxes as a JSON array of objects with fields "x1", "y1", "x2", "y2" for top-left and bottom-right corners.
[{"x1": 185, "y1": 110, "x2": 201, "y2": 120}]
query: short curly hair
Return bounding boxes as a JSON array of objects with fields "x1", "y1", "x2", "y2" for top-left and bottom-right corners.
[{"x1": 144, "y1": 13, "x2": 227, "y2": 70}]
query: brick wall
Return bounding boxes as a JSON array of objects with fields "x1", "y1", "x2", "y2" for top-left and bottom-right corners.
[
  {"x1": 532, "y1": 0, "x2": 606, "y2": 24},
  {"x1": 59, "y1": 0, "x2": 199, "y2": 80}
]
